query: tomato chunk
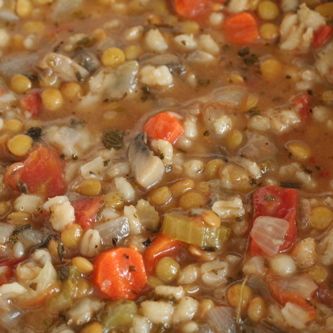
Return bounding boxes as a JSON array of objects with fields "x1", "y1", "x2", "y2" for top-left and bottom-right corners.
[
  {"x1": 4, "y1": 145, "x2": 66, "y2": 198},
  {"x1": 72, "y1": 197, "x2": 104, "y2": 230},
  {"x1": 171, "y1": 0, "x2": 210, "y2": 18},
  {"x1": 143, "y1": 235, "x2": 183, "y2": 274},
  {"x1": 93, "y1": 248, "x2": 147, "y2": 300},
  {"x1": 313, "y1": 25, "x2": 333, "y2": 49},
  {"x1": 250, "y1": 186, "x2": 298, "y2": 256},
  {"x1": 20, "y1": 91, "x2": 42, "y2": 117}
]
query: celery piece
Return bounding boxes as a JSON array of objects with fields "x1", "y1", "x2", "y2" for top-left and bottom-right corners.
[
  {"x1": 100, "y1": 301, "x2": 137, "y2": 330},
  {"x1": 162, "y1": 214, "x2": 230, "y2": 250}
]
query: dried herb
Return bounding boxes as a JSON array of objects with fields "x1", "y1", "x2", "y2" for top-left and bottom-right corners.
[
  {"x1": 57, "y1": 241, "x2": 65, "y2": 262},
  {"x1": 26, "y1": 127, "x2": 42, "y2": 140},
  {"x1": 102, "y1": 130, "x2": 125, "y2": 150},
  {"x1": 247, "y1": 108, "x2": 260, "y2": 117},
  {"x1": 58, "y1": 265, "x2": 70, "y2": 281}
]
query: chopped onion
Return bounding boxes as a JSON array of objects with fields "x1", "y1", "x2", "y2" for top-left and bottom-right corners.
[
  {"x1": 207, "y1": 306, "x2": 236, "y2": 333},
  {"x1": 250, "y1": 216, "x2": 289, "y2": 256},
  {"x1": 211, "y1": 85, "x2": 248, "y2": 109},
  {"x1": 0, "y1": 223, "x2": 14, "y2": 245},
  {"x1": 280, "y1": 275, "x2": 318, "y2": 300},
  {"x1": 281, "y1": 302, "x2": 311, "y2": 329},
  {"x1": 94, "y1": 217, "x2": 130, "y2": 246}
]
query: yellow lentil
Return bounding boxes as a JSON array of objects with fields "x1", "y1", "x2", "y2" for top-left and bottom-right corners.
[
  {"x1": 310, "y1": 206, "x2": 333, "y2": 230},
  {"x1": 308, "y1": 265, "x2": 328, "y2": 284},
  {"x1": 257, "y1": 1, "x2": 279, "y2": 21},
  {"x1": 226, "y1": 130, "x2": 243, "y2": 151},
  {"x1": 170, "y1": 179, "x2": 195, "y2": 197},
  {"x1": 246, "y1": 94, "x2": 259, "y2": 111},
  {"x1": 260, "y1": 23, "x2": 279, "y2": 41},
  {"x1": 286, "y1": 141, "x2": 312, "y2": 161},
  {"x1": 247, "y1": 297, "x2": 266, "y2": 322},
  {"x1": 7, "y1": 134, "x2": 33, "y2": 157},
  {"x1": 10, "y1": 74, "x2": 32, "y2": 94},
  {"x1": 101, "y1": 47, "x2": 126, "y2": 67},
  {"x1": 229, "y1": 72, "x2": 245, "y2": 84},
  {"x1": 227, "y1": 283, "x2": 253, "y2": 312},
  {"x1": 204, "y1": 159, "x2": 224, "y2": 180},
  {"x1": 60, "y1": 82, "x2": 82, "y2": 101},
  {"x1": 72, "y1": 256, "x2": 94, "y2": 274},
  {"x1": 179, "y1": 191, "x2": 207, "y2": 210},
  {"x1": 61, "y1": 224, "x2": 83, "y2": 249},
  {"x1": 155, "y1": 257, "x2": 180, "y2": 283},
  {"x1": 260, "y1": 58, "x2": 283, "y2": 81},
  {"x1": 149, "y1": 186, "x2": 172, "y2": 206},
  {"x1": 16, "y1": 0, "x2": 33, "y2": 18},
  {"x1": 147, "y1": 276, "x2": 163, "y2": 287},
  {"x1": 0, "y1": 201, "x2": 11, "y2": 217},
  {"x1": 80, "y1": 322, "x2": 103, "y2": 333},
  {"x1": 23, "y1": 21, "x2": 46, "y2": 35},
  {"x1": 41, "y1": 88, "x2": 64, "y2": 111},
  {"x1": 125, "y1": 45, "x2": 142, "y2": 60},
  {"x1": 179, "y1": 21, "x2": 200, "y2": 35},
  {"x1": 75, "y1": 179, "x2": 102, "y2": 196},
  {"x1": 4, "y1": 119, "x2": 24, "y2": 133}
]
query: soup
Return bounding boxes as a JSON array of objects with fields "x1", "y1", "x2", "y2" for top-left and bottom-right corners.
[{"x1": 0, "y1": 0, "x2": 333, "y2": 332}]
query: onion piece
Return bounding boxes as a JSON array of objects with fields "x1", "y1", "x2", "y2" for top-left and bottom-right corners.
[
  {"x1": 211, "y1": 85, "x2": 248, "y2": 109},
  {"x1": 94, "y1": 217, "x2": 130, "y2": 246},
  {"x1": 0, "y1": 223, "x2": 14, "y2": 245},
  {"x1": 279, "y1": 275, "x2": 318, "y2": 301},
  {"x1": 207, "y1": 306, "x2": 236, "y2": 333},
  {"x1": 281, "y1": 302, "x2": 312, "y2": 329},
  {"x1": 250, "y1": 216, "x2": 289, "y2": 256}
]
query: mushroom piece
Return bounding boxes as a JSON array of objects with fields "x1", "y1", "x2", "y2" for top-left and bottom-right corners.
[
  {"x1": 128, "y1": 133, "x2": 165, "y2": 189},
  {"x1": 38, "y1": 52, "x2": 89, "y2": 83},
  {"x1": 72, "y1": 48, "x2": 100, "y2": 74}
]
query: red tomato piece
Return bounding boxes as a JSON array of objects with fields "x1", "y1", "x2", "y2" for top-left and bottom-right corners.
[
  {"x1": 92, "y1": 248, "x2": 147, "y2": 300},
  {"x1": 20, "y1": 91, "x2": 42, "y2": 117},
  {"x1": 250, "y1": 186, "x2": 298, "y2": 256},
  {"x1": 313, "y1": 25, "x2": 333, "y2": 49},
  {"x1": 4, "y1": 145, "x2": 66, "y2": 198},
  {"x1": 72, "y1": 197, "x2": 104, "y2": 230},
  {"x1": 171, "y1": 0, "x2": 210, "y2": 18},
  {"x1": 143, "y1": 235, "x2": 183, "y2": 274},
  {"x1": 292, "y1": 93, "x2": 311, "y2": 122}
]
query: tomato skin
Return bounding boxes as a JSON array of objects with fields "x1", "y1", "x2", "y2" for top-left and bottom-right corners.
[
  {"x1": 171, "y1": 0, "x2": 210, "y2": 18},
  {"x1": 20, "y1": 91, "x2": 42, "y2": 117},
  {"x1": 313, "y1": 25, "x2": 333, "y2": 49},
  {"x1": 250, "y1": 186, "x2": 298, "y2": 256},
  {"x1": 292, "y1": 93, "x2": 311, "y2": 122},
  {"x1": 4, "y1": 145, "x2": 66, "y2": 198},
  {"x1": 93, "y1": 248, "x2": 147, "y2": 300},
  {"x1": 72, "y1": 197, "x2": 104, "y2": 230},
  {"x1": 143, "y1": 235, "x2": 183, "y2": 274}
]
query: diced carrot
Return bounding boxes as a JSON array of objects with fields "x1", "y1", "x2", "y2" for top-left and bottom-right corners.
[
  {"x1": 92, "y1": 248, "x2": 147, "y2": 300},
  {"x1": 4, "y1": 145, "x2": 66, "y2": 198},
  {"x1": 144, "y1": 112, "x2": 184, "y2": 144},
  {"x1": 223, "y1": 12, "x2": 259, "y2": 45},
  {"x1": 72, "y1": 197, "x2": 104, "y2": 230},
  {"x1": 171, "y1": 0, "x2": 210, "y2": 18},
  {"x1": 313, "y1": 25, "x2": 333, "y2": 49},
  {"x1": 20, "y1": 91, "x2": 42, "y2": 117},
  {"x1": 143, "y1": 235, "x2": 183, "y2": 274}
]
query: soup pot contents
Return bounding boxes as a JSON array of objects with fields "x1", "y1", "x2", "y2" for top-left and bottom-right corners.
[{"x1": 1, "y1": 0, "x2": 333, "y2": 332}]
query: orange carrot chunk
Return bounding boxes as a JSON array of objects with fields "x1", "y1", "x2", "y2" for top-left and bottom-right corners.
[
  {"x1": 223, "y1": 12, "x2": 259, "y2": 45},
  {"x1": 144, "y1": 112, "x2": 184, "y2": 144},
  {"x1": 92, "y1": 248, "x2": 147, "y2": 300}
]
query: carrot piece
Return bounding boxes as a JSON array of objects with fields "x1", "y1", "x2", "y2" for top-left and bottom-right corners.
[
  {"x1": 223, "y1": 12, "x2": 259, "y2": 45},
  {"x1": 313, "y1": 25, "x2": 333, "y2": 48},
  {"x1": 171, "y1": 0, "x2": 210, "y2": 18},
  {"x1": 92, "y1": 248, "x2": 147, "y2": 300},
  {"x1": 144, "y1": 112, "x2": 184, "y2": 144},
  {"x1": 143, "y1": 235, "x2": 183, "y2": 274},
  {"x1": 72, "y1": 197, "x2": 104, "y2": 230}
]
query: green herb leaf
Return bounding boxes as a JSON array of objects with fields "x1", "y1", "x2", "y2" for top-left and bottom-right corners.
[{"x1": 102, "y1": 130, "x2": 125, "y2": 150}]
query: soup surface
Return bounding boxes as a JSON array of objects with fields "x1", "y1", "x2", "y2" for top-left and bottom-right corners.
[{"x1": 1, "y1": 0, "x2": 333, "y2": 332}]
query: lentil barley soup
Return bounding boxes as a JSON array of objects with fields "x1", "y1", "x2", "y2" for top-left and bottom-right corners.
[{"x1": 0, "y1": 0, "x2": 333, "y2": 332}]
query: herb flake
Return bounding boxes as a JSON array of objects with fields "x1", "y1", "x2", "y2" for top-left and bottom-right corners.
[{"x1": 102, "y1": 130, "x2": 125, "y2": 150}]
